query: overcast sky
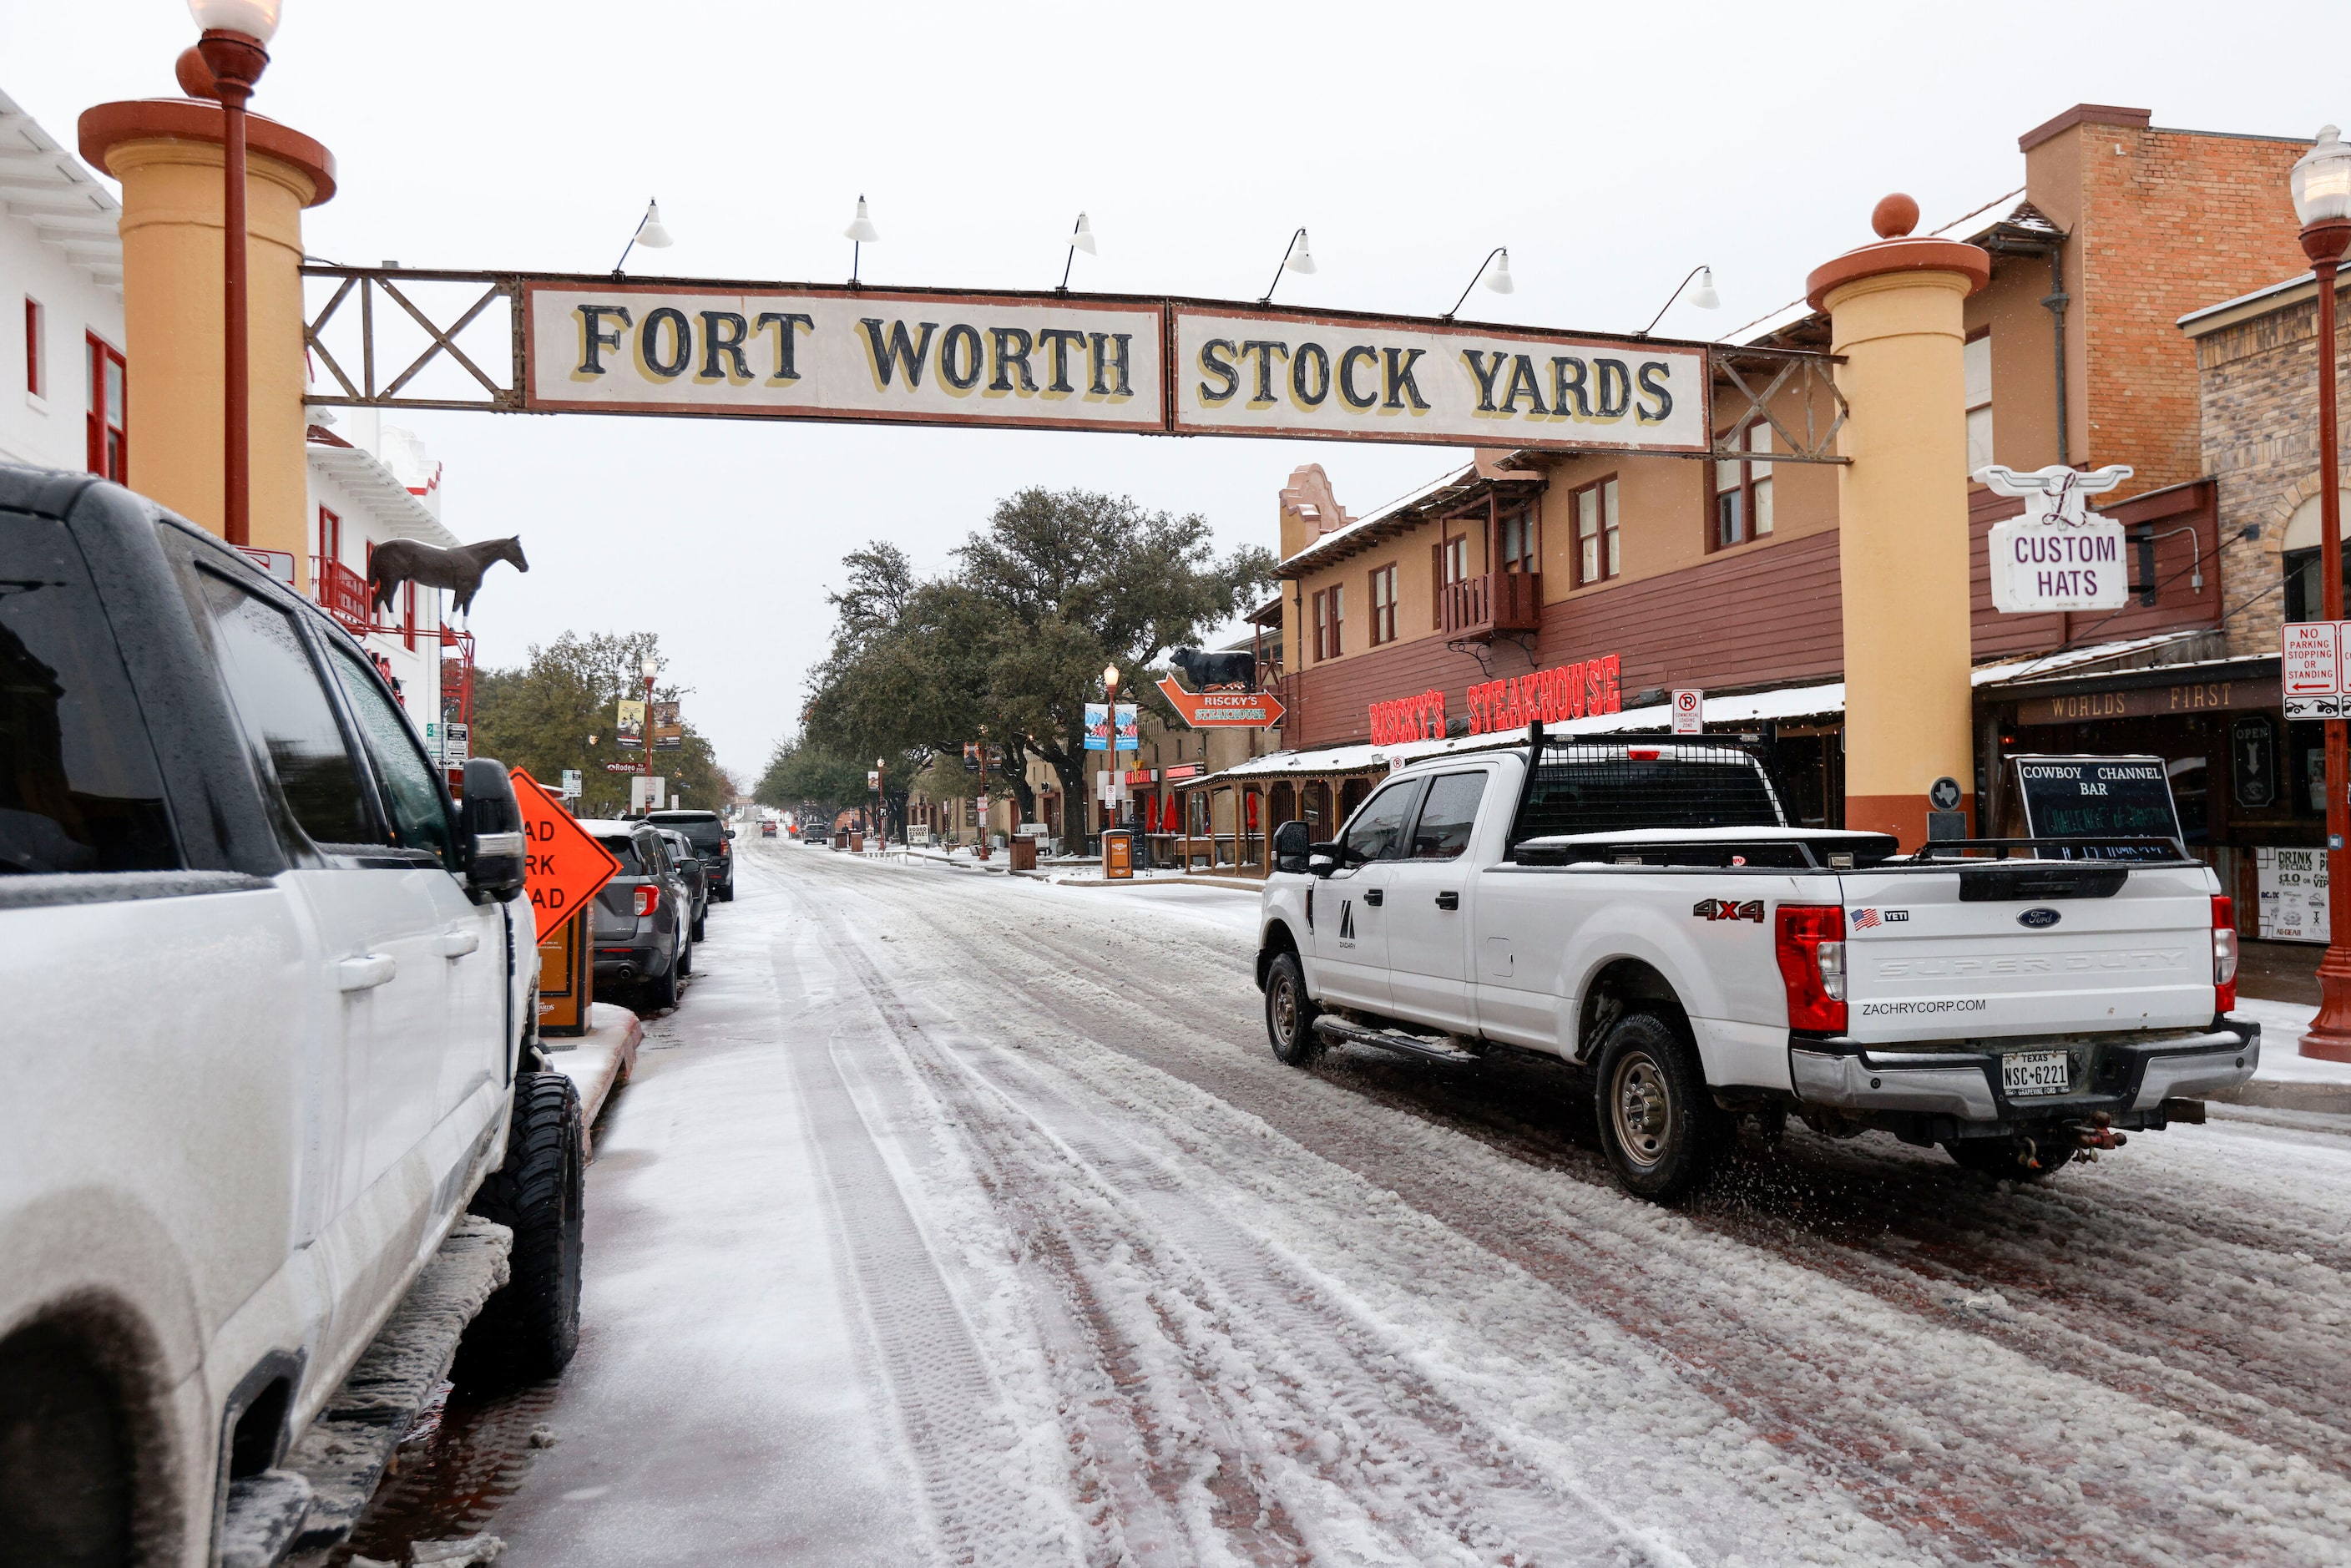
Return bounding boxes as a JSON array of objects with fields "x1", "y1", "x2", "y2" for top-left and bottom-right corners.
[{"x1": 6, "y1": 0, "x2": 2335, "y2": 781}]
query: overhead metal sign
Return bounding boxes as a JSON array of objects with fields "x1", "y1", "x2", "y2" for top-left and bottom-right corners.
[
  {"x1": 523, "y1": 283, "x2": 1165, "y2": 434},
  {"x1": 1169, "y1": 306, "x2": 1707, "y2": 453},
  {"x1": 304, "y1": 266, "x2": 1845, "y2": 463}
]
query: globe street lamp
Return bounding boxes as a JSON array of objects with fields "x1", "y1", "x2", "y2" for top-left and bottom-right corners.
[
  {"x1": 639, "y1": 655, "x2": 658, "y2": 808},
  {"x1": 1102, "y1": 664, "x2": 1121, "y2": 854},
  {"x1": 2295, "y1": 125, "x2": 2351, "y2": 1060},
  {"x1": 186, "y1": 0, "x2": 282, "y2": 547}
]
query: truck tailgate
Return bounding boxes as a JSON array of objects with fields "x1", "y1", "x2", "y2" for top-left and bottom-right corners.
[{"x1": 1837, "y1": 862, "x2": 2215, "y2": 1043}]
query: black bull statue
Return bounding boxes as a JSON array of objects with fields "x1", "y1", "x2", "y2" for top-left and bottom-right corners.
[
  {"x1": 1169, "y1": 647, "x2": 1256, "y2": 691},
  {"x1": 367, "y1": 536, "x2": 528, "y2": 618}
]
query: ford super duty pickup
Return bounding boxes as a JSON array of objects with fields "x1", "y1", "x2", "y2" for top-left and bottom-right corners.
[{"x1": 1256, "y1": 731, "x2": 2256, "y2": 1202}]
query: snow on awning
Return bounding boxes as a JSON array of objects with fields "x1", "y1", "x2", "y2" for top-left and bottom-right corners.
[
  {"x1": 1191, "y1": 634, "x2": 2206, "y2": 790},
  {"x1": 307, "y1": 439, "x2": 458, "y2": 549}
]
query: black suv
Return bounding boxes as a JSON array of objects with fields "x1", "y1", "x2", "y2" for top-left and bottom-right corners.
[{"x1": 644, "y1": 808, "x2": 733, "y2": 902}]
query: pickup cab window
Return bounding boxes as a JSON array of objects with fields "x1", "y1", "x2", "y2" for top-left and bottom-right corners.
[
  {"x1": 0, "y1": 513, "x2": 178, "y2": 873},
  {"x1": 1342, "y1": 779, "x2": 1422, "y2": 863},
  {"x1": 189, "y1": 568, "x2": 376, "y2": 849},
  {"x1": 1408, "y1": 772, "x2": 1486, "y2": 860},
  {"x1": 326, "y1": 644, "x2": 457, "y2": 868}
]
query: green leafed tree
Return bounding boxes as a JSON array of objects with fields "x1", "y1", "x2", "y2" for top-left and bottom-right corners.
[
  {"x1": 800, "y1": 488, "x2": 1274, "y2": 842},
  {"x1": 752, "y1": 736, "x2": 875, "y2": 828},
  {"x1": 469, "y1": 630, "x2": 728, "y2": 819}
]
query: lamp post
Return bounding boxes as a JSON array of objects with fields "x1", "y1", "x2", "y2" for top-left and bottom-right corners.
[
  {"x1": 875, "y1": 756, "x2": 887, "y2": 846},
  {"x1": 187, "y1": 0, "x2": 282, "y2": 548},
  {"x1": 1103, "y1": 663, "x2": 1121, "y2": 855},
  {"x1": 639, "y1": 655, "x2": 657, "y2": 813},
  {"x1": 2295, "y1": 126, "x2": 2351, "y2": 1060}
]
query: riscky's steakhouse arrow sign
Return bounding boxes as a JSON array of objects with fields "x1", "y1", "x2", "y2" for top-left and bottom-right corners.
[
  {"x1": 521, "y1": 284, "x2": 1710, "y2": 454},
  {"x1": 1157, "y1": 677, "x2": 1286, "y2": 729}
]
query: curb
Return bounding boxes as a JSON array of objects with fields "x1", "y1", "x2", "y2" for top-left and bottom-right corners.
[{"x1": 2208, "y1": 1080, "x2": 2351, "y2": 1114}]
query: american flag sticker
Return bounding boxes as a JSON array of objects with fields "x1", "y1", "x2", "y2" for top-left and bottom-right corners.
[{"x1": 1850, "y1": 908, "x2": 1883, "y2": 930}]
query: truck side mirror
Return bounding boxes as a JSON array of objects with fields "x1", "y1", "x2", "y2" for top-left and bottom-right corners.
[
  {"x1": 1272, "y1": 820, "x2": 1312, "y2": 873},
  {"x1": 1308, "y1": 839, "x2": 1342, "y2": 877},
  {"x1": 458, "y1": 758, "x2": 526, "y2": 902}
]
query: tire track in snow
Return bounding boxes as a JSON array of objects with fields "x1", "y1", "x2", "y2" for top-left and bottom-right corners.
[
  {"x1": 817, "y1": 919, "x2": 1691, "y2": 1568},
  {"x1": 779, "y1": 852, "x2": 2351, "y2": 1563}
]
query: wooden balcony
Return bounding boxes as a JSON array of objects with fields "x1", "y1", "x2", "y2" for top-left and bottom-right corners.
[
  {"x1": 310, "y1": 555, "x2": 372, "y2": 635},
  {"x1": 1441, "y1": 569, "x2": 1542, "y2": 640}
]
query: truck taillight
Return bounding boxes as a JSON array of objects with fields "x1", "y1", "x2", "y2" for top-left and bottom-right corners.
[
  {"x1": 635, "y1": 884, "x2": 660, "y2": 918},
  {"x1": 2213, "y1": 894, "x2": 2238, "y2": 1013},
  {"x1": 1775, "y1": 905, "x2": 1848, "y2": 1034}
]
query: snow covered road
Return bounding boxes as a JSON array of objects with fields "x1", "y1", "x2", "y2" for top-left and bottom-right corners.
[{"x1": 386, "y1": 842, "x2": 2351, "y2": 1565}]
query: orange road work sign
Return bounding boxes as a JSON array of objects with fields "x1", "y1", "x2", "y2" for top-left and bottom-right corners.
[
  {"x1": 1156, "y1": 675, "x2": 1286, "y2": 729},
  {"x1": 512, "y1": 768, "x2": 623, "y2": 942}
]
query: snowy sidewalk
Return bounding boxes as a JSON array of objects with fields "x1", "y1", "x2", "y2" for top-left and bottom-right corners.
[
  {"x1": 544, "y1": 1001, "x2": 641, "y2": 1150},
  {"x1": 2217, "y1": 996, "x2": 2351, "y2": 1112}
]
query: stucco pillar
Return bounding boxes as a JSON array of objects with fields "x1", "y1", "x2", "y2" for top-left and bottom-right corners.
[
  {"x1": 79, "y1": 100, "x2": 336, "y2": 587},
  {"x1": 1807, "y1": 196, "x2": 1991, "y2": 847}
]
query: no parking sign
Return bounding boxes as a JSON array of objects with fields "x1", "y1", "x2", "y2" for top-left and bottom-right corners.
[{"x1": 1671, "y1": 689, "x2": 1703, "y2": 736}]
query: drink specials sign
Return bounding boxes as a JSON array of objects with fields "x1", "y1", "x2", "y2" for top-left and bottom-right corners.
[
  {"x1": 525, "y1": 284, "x2": 1165, "y2": 433},
  {"x1": 523, "y1": 285, "x2": 1711, "y2": 454}
]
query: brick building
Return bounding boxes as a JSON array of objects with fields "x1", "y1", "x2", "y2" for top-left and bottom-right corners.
[{"x1": 1180, "y1": 104, "x2": 2324, "y2": 894}]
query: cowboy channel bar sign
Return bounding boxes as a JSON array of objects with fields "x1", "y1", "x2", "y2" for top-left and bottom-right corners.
[{"x1": 525, "y1": 285, "x2": 1711, "y2": 453}]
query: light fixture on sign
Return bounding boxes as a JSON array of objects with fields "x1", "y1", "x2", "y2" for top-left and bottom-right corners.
[
  {"x1": 1058, "y1": 211, "x2": 1097, "y2": 291},
  {"x1": 1259, "y1": 227, "x2": 1316, "y2": 305},
  {"x1": 1442, "y1": 246, "x2": 1514, "y2": 320},
  {"x1": 1636, "y1": 264, "x2": 1720, "y2": 337},
  {"x1": 613, "y1": 200, "x2": 672, "y2": 275},
  {"x1": 845, "y1": 195, "x2": 880, "y2": 285}
]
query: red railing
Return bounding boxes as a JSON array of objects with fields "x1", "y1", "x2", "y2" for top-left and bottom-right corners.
[
  {"x1": 1441, "y1": 569, "x2": 1542, "y2": 638},
  {"x1": 311, "y1": 555, "x2": 372, "y2": 635}
]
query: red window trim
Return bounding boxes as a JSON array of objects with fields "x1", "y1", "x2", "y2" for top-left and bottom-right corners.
[
  {"x1": 1368, "y1": 561, "x2": 1398, "y2": 646},
  {"x1": 23, "y1": 297, "x2": 42, "y2": 397},
  {"x1": 85, "y1": 332, "x2": 126, "y2": 482},
  {"x1": 1568, "y1": 473, "x2": 1620, "y2": 587}
]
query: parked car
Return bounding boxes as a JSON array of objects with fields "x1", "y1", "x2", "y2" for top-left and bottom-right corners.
[
  {"x1": 0, "y1": 465, "x2": 583, "y2": 1568},
  {"x1": 1256, "y1": 732, "x2": 2256, "y2": 1203},
  {"x1": 803, "y1": 820, "x2": 832, "y2": 846},
  {"x1": 645, "y1": 807, "x2": 733, "y2": 902},
  {"x1": 584, "y1": 818, "x2": 691, "y2": 1008},
  {"x1": 657, "y1": 825, "x2": 710, "y2": 942}
]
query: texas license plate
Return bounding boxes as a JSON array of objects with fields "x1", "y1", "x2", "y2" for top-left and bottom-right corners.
[{"x1": 2002, "y1": 1050, "x2": 2071, "y2": 1097}]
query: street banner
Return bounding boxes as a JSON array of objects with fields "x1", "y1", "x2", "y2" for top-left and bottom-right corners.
[
  {"x1": 867, "y1": 770, "x2": 881, "y2": 788},
  {"x1": 1115, "y1": 703, "x2": 1139, "y2": 751},
  {"x1": 1158, "y1": 675, "x2": 1285, "y2": 729},
  {"x1": 1084, "y1": 702, "x2": 1110, "y2": 751},
  {"x1": 616, "y1": 698, "x2": 645, "y2": 748},
  {"x1": 653, "y1": 699, "x2": 682, "y2": 751},
  {"x1": 512, "y1": 768, "x2": 624, "y2": 942},
  {"x1": 1169, "y1": 306, "x2": 1708, "y2": 453},
  {"x1": 526, "y1": 283, "x2": 1166, "y2": 435}
]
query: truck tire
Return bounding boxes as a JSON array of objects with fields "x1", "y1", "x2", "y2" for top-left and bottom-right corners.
[
  {"x1": 462, "y1": 1073, "x2": 585, "y2": 1385},
  {"x1": 718, "y1": 883, "x2": 734, "y2": 903},
  {"x1": 1593, "y1": 1011, "x2": 1726, "y2": 1204},
  {"x1": 690, "y1": 909, "x2": 707, "y2": 943},
  {"x1": 1263, "y1": 949, "x2": 1322, "y2": 1066},
  {"x1": 0, "y1": 1324, "x2": 133, "y2": 1568}
]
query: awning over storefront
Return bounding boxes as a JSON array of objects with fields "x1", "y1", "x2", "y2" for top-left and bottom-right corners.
[{"x1": 1189, "y1": 632, "x2": 2212, "y2": 792}]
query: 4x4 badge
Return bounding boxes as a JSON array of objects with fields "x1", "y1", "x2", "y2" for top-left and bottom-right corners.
[{"x1": 1692, "y1": 898, "x2": 1764, "y2": 923}]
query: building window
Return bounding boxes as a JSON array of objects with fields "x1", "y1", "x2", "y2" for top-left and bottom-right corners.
[
  {"x1": 1964, "y1": 331, "x2": 1994, "y2": 476},
  {"x1": 1714, "y1": 422, "x2": 1775, "y2": 548},
  {"x1": 1572, "y1": 476, "x2": 1620, "y2": 585},
  {"x1": 1368, "y1": 562, "x2": 1397, "y2": 645},
  {"x1": 317, "y1": 505, "x2": 341, "y2": 565},
  {"x1": 403, "y1": 578, "x2": 417, "y2": 651},
  {"x1": 1499, "y1": 505, "x2": 1538, "y2": 573},
  {"x1": 1432, "y1": 532, "x2": 1467, "y2": 623},
  {"x1": 23, "y1": 298, "x2": 43, "y2": 398},
  {"x1": 86, "y1": 334, "x2": 126, "y2": 482}
]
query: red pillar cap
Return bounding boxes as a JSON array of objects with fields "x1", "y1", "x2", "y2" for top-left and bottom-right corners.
[
  {"x1": 1806, "y1": 194, "x2": 1987, "y2": 311},
  {"x1": 78, "y1": 98, "x2": 336, "y2": 206}
]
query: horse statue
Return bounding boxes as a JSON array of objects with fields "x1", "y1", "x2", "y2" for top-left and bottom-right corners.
[{"x1": 367, "y1": 536, "x2": 528, "y2": 619}]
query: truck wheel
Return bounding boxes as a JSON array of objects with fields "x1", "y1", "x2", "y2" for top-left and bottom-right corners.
[
  {"x1": 718, "y1": 883, "x2": 734, "y2": 903},
  {"x1": 690, "y1": 911, "x2": 707, "y2": 943},
  {"x1": 645, "y1": 959, "x2": 680, "y2": 1011},
  {"x1": 462, "y1": 1072, "x2": 585, "y2": 1385},
  {"x1": 1945, "y1": 1138, "x2": 2065, "y2": 1181},
  {"x1": 0, "y1": 1324, "x2": 133, "y2": 1568},
  {"x1": 1263, "y1": 950, "x2": 1322, "y2": 1066},
  {"x1": 1594, "y1": 1012, "x2": 1725, "y2": 1204}
]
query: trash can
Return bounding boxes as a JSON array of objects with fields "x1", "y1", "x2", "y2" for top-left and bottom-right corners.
[
  {"x1": 1009, "y1": 836, "x2": 1038, "y2": 872},
  {"x1": 849, "y1": 830, "x2": 865, "y2": 853},
  {"x1": 1102, "y1": 827, "x2": 1135, "y2": 882}
]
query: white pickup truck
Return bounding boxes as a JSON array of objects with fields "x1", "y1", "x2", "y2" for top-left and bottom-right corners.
[
  {"x1": 1256, "y1": 732, "x2": 2257, "y2": 1202},
  {"x1": 0, "y1": 466, "x2": 584, "y2": 1566}
]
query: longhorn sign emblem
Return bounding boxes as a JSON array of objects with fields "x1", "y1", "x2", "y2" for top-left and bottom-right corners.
[{"x1": 1973, "y1": 463, "x2": 2133, "y2": 527}]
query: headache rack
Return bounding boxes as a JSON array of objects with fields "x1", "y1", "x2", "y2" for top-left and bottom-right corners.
[
  {"x1": 1504, "y1": 726, "x2": 1792, "y2": 852},
  {"x1": 1514, "y1": 834, "x2": 1903, "y2": 870},
  {"x1": 1907, "y1": 836, "x2": 2194, "y2": 866}
]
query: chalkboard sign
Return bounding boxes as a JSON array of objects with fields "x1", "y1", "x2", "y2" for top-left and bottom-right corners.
[{"x1": 2007, "y1": 754, "x2": 2182, "y2": 858}]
